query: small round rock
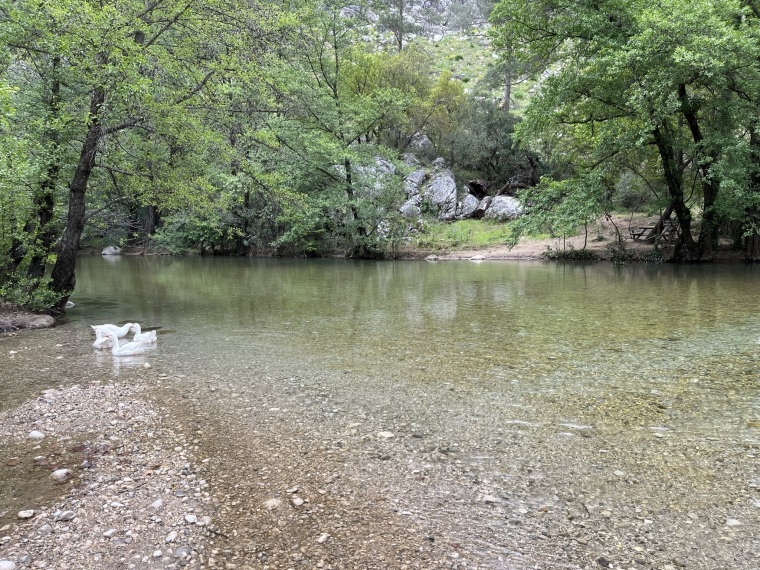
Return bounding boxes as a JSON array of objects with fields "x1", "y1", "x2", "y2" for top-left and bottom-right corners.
[
  {"x1": 49, "y1": 469, "x2": 73, "y2": 484},
  {"x1": 0, "y1": 560, "x2": 16, "y2": 570},
  {"x1": 17, "y1": 510, "x2": 35, "y2": 519},
  {"x1": 28, "y1": 431, "x2": 44, "y2": 441}
]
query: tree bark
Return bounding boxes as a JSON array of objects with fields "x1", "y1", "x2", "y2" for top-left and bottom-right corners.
[
  {"x1": 501, "y1": 65, "x2": 512, "y2": 111},
  {"x1": 678, "y1": 84, "x2": 718, "y2": 260},
  {"x1": 652, "y1": 124, "x2": 700, "y2": 260},
  {"x1": 49, "y1": 86, "x2": 105, "y2": 309},
  {"x1": 744, "y1": 123, "x2": 760, "y2": 261},
  {"x1": 144, "y1": 205, "x2": 160, "y2": 246}
]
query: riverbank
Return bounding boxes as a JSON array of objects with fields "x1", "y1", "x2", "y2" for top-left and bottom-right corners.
[
  {"x1": 0, "y1": 304, "x2": 53, "y2": 334},
  {"x1": 399, "y1": 214, "x2": 747, "y2": 263}
]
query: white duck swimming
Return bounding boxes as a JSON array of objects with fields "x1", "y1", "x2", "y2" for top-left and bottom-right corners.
[
  {"x1": 91, "y1": 323, "x2": 133, "y2": 349},
  {"x1": 103, "y1": 331, "x2": 146, "y2": 356},
  {"x1": 129, "y1": 323, "x2": 157, "y2": 344}
]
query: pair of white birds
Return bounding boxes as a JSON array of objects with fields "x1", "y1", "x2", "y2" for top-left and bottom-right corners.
[{"x1": 91, "y1": 322, "x2": 157, "y2": 356}]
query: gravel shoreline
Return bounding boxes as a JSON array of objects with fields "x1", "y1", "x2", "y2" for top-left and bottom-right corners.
[{"x1": 0, "y1": 383, "x2": 216, "y2": 570}]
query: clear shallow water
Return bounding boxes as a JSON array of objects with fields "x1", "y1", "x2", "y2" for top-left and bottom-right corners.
[
  {"x1": 3, "y1": 256, "x2": 759, "y2": 439},
  {"x1": 1, "y1": 257, "x2": 759, "y2": 567}
]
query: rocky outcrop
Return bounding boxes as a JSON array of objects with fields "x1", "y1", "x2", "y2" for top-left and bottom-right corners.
[
  {"x1": 404, "y1": 169, "x2": 427, "y2": 198},
  {"x1": 355, "y1": 157, "x2": 396, "y2": 199},
  {"x1": 471, "y1": 196, "x2": 492, "y2": 219},
  {"x1": 425, "y1": 169, "x2": 457, "y2": 220},
  {"x1": 459, "y1": 194, "x2": 479, "y2": 218},
  {"x1": 484, "y1": 196, "x2": 523, "y2": 221},
  {"x1": 398, "y1": 157, "x2": 523, "y2": 222}
]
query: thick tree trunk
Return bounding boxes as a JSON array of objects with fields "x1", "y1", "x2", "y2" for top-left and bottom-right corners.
[
  {"x1": 746, "y1": 232, "x2": 760, "y2": 261},
  {"x1": 678, "y1": 84, "x2": 718, "y2": 260},
  {"x1": 144, "y1": 205, "x2": 160, "y2": 247},
  {"x1": 652, "y1": 125, "x2": 700, "y2": 260},
  {"x1": 49, "y1": 87, "x2": 104, "y2": 310}
]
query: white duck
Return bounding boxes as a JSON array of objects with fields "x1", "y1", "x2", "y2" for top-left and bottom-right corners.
[
  {"x1": 91, "y1": 323, "x2": 133, "y2": 349},
  {"x1": 103, "y1": 331, "x2": 146, "y2": 356},
  {"x1": 129, "y1": 323, "x2": 157, "y2": 344}
]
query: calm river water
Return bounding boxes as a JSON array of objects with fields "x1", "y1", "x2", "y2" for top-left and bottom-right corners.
[{"x1": 1, "y1": 256, "x2": 759, "y2": 568}]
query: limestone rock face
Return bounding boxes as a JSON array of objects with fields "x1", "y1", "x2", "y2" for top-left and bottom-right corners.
[
  {"x1": 424, "y1": 169, "x2": 457, "y2": 220},
  {"x1": 459, "y1": 194, "x2": 480, "y2": 218},
  {"x1": 404, "y1": 169, "x2": 427, "y2": 198},
  {"x1": 484, "y1": 196, "x2": 523, "y2": 221}
]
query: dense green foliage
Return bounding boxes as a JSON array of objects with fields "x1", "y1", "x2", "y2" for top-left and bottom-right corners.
[
  {"x1": 6, "y1": 0, "x2": 760, "y2": 312},
  {"x1": 0, "y1": 0, "x2": 520, "y2": 312},
  {"x1": 490, "y1": 0, "x2": 760, "y2": 261}
]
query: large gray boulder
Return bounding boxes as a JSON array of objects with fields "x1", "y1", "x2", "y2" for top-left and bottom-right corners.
[
  {"x1": 400, "y1": 195, "x2": 422, "y2": 218},
  {"x1": 458, "y1": 194, "x2": 480, "y2": 219},
  {"x1": 409, "y1": 133, "x2": 435, "y2": 158},
  {"x1": 101, "y1": 246, "x2": 122, "y2": 256},
  {"x1": 484, "y1": 196, "x2": 523, "y2": 221},
  {"x1": 423, "y1": 169, "x2": 457, "y2": 220},
  {"x1": 404, "y1": 169, "x2": 427, "y2": 198}
]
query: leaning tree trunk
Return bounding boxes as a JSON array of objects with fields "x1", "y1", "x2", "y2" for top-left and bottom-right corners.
[
  {"x1": 646, "y1": 204, "x2": 674, "y2": 242},
  {"x1": 679, "y1": 83, "x2": 718, "y2": 261},
  {"x1": 49, "y1": 87, "x2": 104, "y2": 311},
  {"x1": 653, "y1": 124, "x2": 700, "y2": 260}
]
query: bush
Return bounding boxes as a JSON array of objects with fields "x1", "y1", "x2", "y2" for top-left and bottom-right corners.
[{"x1": 0, "y1": 274, "x2": 63, "y2": 313}]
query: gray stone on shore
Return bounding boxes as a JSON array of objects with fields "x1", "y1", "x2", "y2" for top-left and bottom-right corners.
[
  {"x1": 53, "y1": 510, "x2": 75, "y2": 521},
  {"x1": 49, "y1": 469, "x2": 73, "y2": 484}
]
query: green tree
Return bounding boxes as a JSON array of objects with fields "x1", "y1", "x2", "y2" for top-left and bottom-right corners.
[
  {"x1": 490, "y1": 0, "x2": 760, "y2": 261},
  {"x1": 371, "y1": 0, "x2": 443, "y2": 52},
  {"x1": 262, "y1": 2, "x2": 412, "y2": 258},
  {"x1": 0, "y1": 0, "x2": 284, "y2": 309}
]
